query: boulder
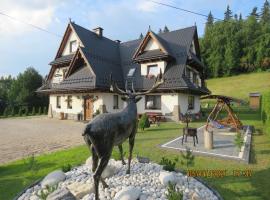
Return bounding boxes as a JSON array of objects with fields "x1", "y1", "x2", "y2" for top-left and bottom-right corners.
[
  {"x1": 114, "y1": 186, "x2": 141, "y2": 200},
  {"x1": 86, "y1": 157, "x2": 118, "y2": 178},
  {"x1": 159, "y1": 171, "x2": 176, "y2": 186},
  {"x1": 47, "y1": 188, "x2": 76, "y2": 200},
  {"x1": 192, "y1": 191, "x2": 203, "y2": 200},
  {"x1": 67, "y1": 182, "x2": 94, "y2": 199},
  {"x1": 41, "y1": 170, "x2": 66, "y2": 188}
]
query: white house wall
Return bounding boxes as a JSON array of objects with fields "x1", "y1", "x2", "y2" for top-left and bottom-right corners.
[
  {"x1": 144, "y1": 38, "x2": 159, "y2": 51},
  {"x1": 49, "y1": 92, "x2": 200, "y2": 121},
  {"x1": 141, "y1": 61, "x2": 166, "y2": 76},
  {"x1": 62, "y1": 31, "x2": 80, "y2": 56}
]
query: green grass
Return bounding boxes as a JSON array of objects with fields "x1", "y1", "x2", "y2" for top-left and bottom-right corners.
[
  {"x1": 1, "y1": 120, "x2": 270, "y2": 200},
  {"x1": 205, "y1": 72, "x2": 270, "y2": 100}
]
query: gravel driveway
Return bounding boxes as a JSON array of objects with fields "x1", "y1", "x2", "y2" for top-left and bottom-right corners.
[{"x1": 0, "y1": 116, "x2": 86, "y2": 164}]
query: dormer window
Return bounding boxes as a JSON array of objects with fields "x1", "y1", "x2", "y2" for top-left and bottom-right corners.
[
  {"x1": 70, "y1": 40, "x2": 77, "y2": 53},
  {"x1": 127, "y1": 68, "x2": 136, "y2": 77},
  {"x1": 147, "y1": 65, "x2": 159, "y2": 76}
]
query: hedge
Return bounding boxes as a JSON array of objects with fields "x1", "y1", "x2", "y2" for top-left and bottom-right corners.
[{"x1": 261, "y1": 92, "x2": 270, "y2": 134}]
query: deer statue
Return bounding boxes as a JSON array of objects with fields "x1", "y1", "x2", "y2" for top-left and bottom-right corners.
[{"x1": 82, "y1": 72, "x2": 164, "y2": 200}]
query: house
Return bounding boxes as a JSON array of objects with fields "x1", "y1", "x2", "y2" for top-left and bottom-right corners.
[{"x1": 37, "y1": 21, "x2": 210, "y2": 121}]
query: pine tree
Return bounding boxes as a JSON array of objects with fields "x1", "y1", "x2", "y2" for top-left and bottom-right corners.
[
  {"x1": 239, "y1": 13, "x2": 243, "y2": 21},
  {"x1": 206, "y1": 11, "x2": 214, "y2": 27},
  {"x1": 163, "y1": 25, "x2": 169, "y2": 33},
  {"x1": 260, "y1": 0, "x2": 270, "y2": 24},
  {"x1": 158, "y1": 28, "x2": 162, "y2": 34},
  {"x1": 234, "y1": 14, "x2": 238, "y2": 20},
  {"x1": 250, "y1": 7, "x2": 259, "y2": 21},
  {"x1": 139, "y1": 33, "x2": 143, "y2": 39},
  {"x1": 224, "y1": 5, "x2": 233, "y2": 21}
]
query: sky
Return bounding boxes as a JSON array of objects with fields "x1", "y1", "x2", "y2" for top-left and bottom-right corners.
[{"x1": 0, "y1": 0, "x2": 266, "y2": 77}]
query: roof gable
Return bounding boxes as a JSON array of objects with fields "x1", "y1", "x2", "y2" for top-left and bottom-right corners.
[{"x1": 132, "y1": 31, "x2": 171, "y2": 60}]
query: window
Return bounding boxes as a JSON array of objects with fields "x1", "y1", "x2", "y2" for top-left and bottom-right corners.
[
  {"x1": 67, "y1": 95, "x2": 72, "y2": 109},
  {"x1": 113, "y1": 95, "x2": 119, "y2": 109},
  {"x1": 147, "y1": 65, "x2": 159, "y2": 76},
  {"x1": 145, "y1": 95, "x2": 161, "y2": 110},
  {"x1": 127, "y1": 68, "x2": 136, "y2": 77},
  {"x1": 56, "y1": 96, "x2": 61, "y2": 108},
  {"x1": 188, "y1": 96, "x2": 195, "y2": 110},
  {"x1": 70, "y1": 40, "x2": 77, "y2": 53}
]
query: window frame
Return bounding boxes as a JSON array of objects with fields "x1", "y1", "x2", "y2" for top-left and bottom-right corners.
[
  {"x1": 67, "y1": 95, "x2": 72, "y2": 109},
  {"x1": 56, "y1": 96, "x2": 61, "y2": 109},
  {"x1": 147, "y1": 64, "x2": 159, "y2": 76},
  {"x1": 113, "y1": 95, "x2": 119, "y2": 109},
  {"x1": 69, "y1": 40, "x2": 77, "y2": 53},
  {"x1": 145, "y1": 95, "x2": 161, "y2": 110},
  {"x1": 188, "y1": 96, "x2": 195, "y2": 110}
]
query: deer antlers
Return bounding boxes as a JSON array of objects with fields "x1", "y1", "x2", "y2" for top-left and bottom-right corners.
[{"x1": 110, "y1": 69, "x2": 164, "y2": 96}]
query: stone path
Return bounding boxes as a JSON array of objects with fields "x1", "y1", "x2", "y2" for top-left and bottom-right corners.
[{"x1": 0, "y1": 116, "x2": 85, "y2": 164}]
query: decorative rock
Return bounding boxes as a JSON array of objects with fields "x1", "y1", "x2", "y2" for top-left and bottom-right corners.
[
  {"x1": 85, "y1": 156, "x2": 92, "y2": 167},
  {"x1": 41, "y1": 170, "x2": 66, "y2": 188},
  {"x1": 102, "y1": 164, "x2": 118, "y2": 179},
  {"x1": 114, "y1": 186, "x2": 141, "y2": 200},
  {"x1": 159, "y1": 171, "x2": 176, "y2": 186},
  {"x1": 67, "y1": 182, "x2": 94, "y2": 199},
  {"x1": 47, "y1": 187, "x2": 76, "y2": 200}
]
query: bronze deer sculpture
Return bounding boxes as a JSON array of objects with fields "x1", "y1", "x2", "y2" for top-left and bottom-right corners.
[{"x1": 82, "y1": 73, "x2": 164, "y2": 200}]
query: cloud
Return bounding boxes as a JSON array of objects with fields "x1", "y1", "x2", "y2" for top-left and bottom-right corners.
[{"x1": 0, "y1": 0, "x2": 63, "y2": 37}]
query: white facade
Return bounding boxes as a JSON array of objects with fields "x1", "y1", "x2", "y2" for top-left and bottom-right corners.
[
  {"x1": 49, "y1": 92, "x2": 200, "y2": 121},
  {"x1": 144, "y1": 38, "x2": 160, "y2": 51},
  {"x1": 141, "y1": 61, "x2": 166, "y2": 76},
  {"x1": 62, "y1": 31, "x2": 80, "y2": 56}
]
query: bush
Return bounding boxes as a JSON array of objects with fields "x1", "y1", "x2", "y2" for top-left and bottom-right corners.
[
  {"x1": 24, "y1": 107, "x2": 29, "y2": 116},
  {"x1": 43, "y1": 107, "x2": 47, "y2": 115},
  {"x1": 261, "y1": 92, "x2": 270, "y2": 134},
  {"x1": 138, "y1": 113, "x2": 150, "y2": 131},
  {"x1": 61, "y1": 163, "x2": 72, "y2": 172},
  {"x1": 37, "y1": 185, "x2": 57, "y2": 200},
  {"x1": 234, "y1": 133, "x2": 244, "y2": 151},
  {"x1": 166, "y1": 182, "x2": 183, "y2": 200},
  {"x1": 38, "y1": 107, "x2": 42, "y2": 115},
  {"x1": 159, "y1": 157, "x2": 178, "y2": 172},
  {"x1": 3, "y1": 107, "x2": 9, "y2": 117},
  {"x1": 10, "y1": 107, "x2": 15, "y2": 116},
  {"x1": 31, "y1": 107, "x2": 36, "y2": 115},
  {"x1": 18, "y1": 107, "x2": 23, "y2": 116}
]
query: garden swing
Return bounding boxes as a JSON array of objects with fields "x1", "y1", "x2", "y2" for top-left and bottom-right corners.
[{"x1": 200, "y1": 95, "x2": 244, "y2": 131}]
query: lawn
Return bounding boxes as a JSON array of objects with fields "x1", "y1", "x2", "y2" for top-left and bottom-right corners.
[
  {"x1": 0, "y1": 118, "x2": 270, "y2": 200},
  {"x1": 205, "y1": 71, "x2": 270, "y2": 100}
]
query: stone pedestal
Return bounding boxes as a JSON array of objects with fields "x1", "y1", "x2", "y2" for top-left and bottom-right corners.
[{"x1": 204, "y1": 129, "x2": 213, "y2": 149}]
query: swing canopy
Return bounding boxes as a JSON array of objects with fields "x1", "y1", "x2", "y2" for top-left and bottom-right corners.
[{"x1": 201, "y1": 95, "x2": 245, "y2": 131}]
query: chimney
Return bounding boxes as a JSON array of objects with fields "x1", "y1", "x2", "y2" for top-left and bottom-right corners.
[{"x1": 92, "y1": 27, "x2": 103, "y2": 37}]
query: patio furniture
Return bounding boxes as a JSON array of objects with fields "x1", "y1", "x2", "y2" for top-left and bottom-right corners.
[
  {"x1": 182, "y1": 127, "x2": 198, "y2": 146},
  {"x1": 145, "y1": 112, "x2": 165, "y2": 124}
]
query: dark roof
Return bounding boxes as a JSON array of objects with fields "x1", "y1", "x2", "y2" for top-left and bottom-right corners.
[
  {"x1": 39, "y1": 23, "x2": 209, "y2": 95},
  {"x1": 49, "y1": 54, "x2": 74, "y2": 65},
  {"x1": 134, "y1": 49, "x2": 168, "y2": 62}
]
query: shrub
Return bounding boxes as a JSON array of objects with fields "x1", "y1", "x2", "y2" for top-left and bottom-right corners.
[
  {"x1": 61, "y1": 163, "x2": 72, "y2": 172},
  {"x1": 37, "y1": 185, "x2": 57, "y2": 200},
  {"x1": 43, "y1": 107, "x2": 47, "y2": 115},
  {"x1": 31, "y1": 107, "x2": 36, "y2": 115},
  {"x1": 234, "y1": 133, "x2": 244, "y2": 151},
  {"x1": 38, "y1": 107, "x2": 42, "y2": 115},
  {"x1": 3, "y1": 107, "x2": 9, "y2": 117},
  {"x1": 261, "y1": 92, "x2": 270, "y2": 134},
  {"x1": 24, "y1": 107, "x2": 29, "y2": 116},
  {"x1": 181, "y1": 147, "x2": 195, "y2": 169},
  {"x1": 10, "y1": 107, "x2": 15, "y2": 116},
  {"x1": 159, "y1": 157, "x2": 178, "y2": 172},
  {"x1": 166, "y1": 182, "x2": 183, "y2": 200},
  {"x1": 138, "y1": 113, "x2": 150, "y2": 131},
  {"x1": 18, "y1": 107, "x2": 23, "y2": 116}
]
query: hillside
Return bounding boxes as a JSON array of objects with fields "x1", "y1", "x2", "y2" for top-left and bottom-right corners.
[{"x1": 205, "y1": 72, "x2": 270, "y2": 100}]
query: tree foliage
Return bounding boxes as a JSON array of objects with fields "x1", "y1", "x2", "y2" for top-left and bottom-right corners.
[{"x1": 201, "y1": 1, "x2": 270, "y2": 78}]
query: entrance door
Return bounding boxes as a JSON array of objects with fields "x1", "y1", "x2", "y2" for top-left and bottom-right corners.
[{"x1": 85, "y1": 98, "x2": 93, "y2": 120}]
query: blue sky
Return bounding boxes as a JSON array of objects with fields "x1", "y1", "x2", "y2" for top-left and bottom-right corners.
[{"x1": 0, "y1": 0, "x2": 266, "y2": 77}]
